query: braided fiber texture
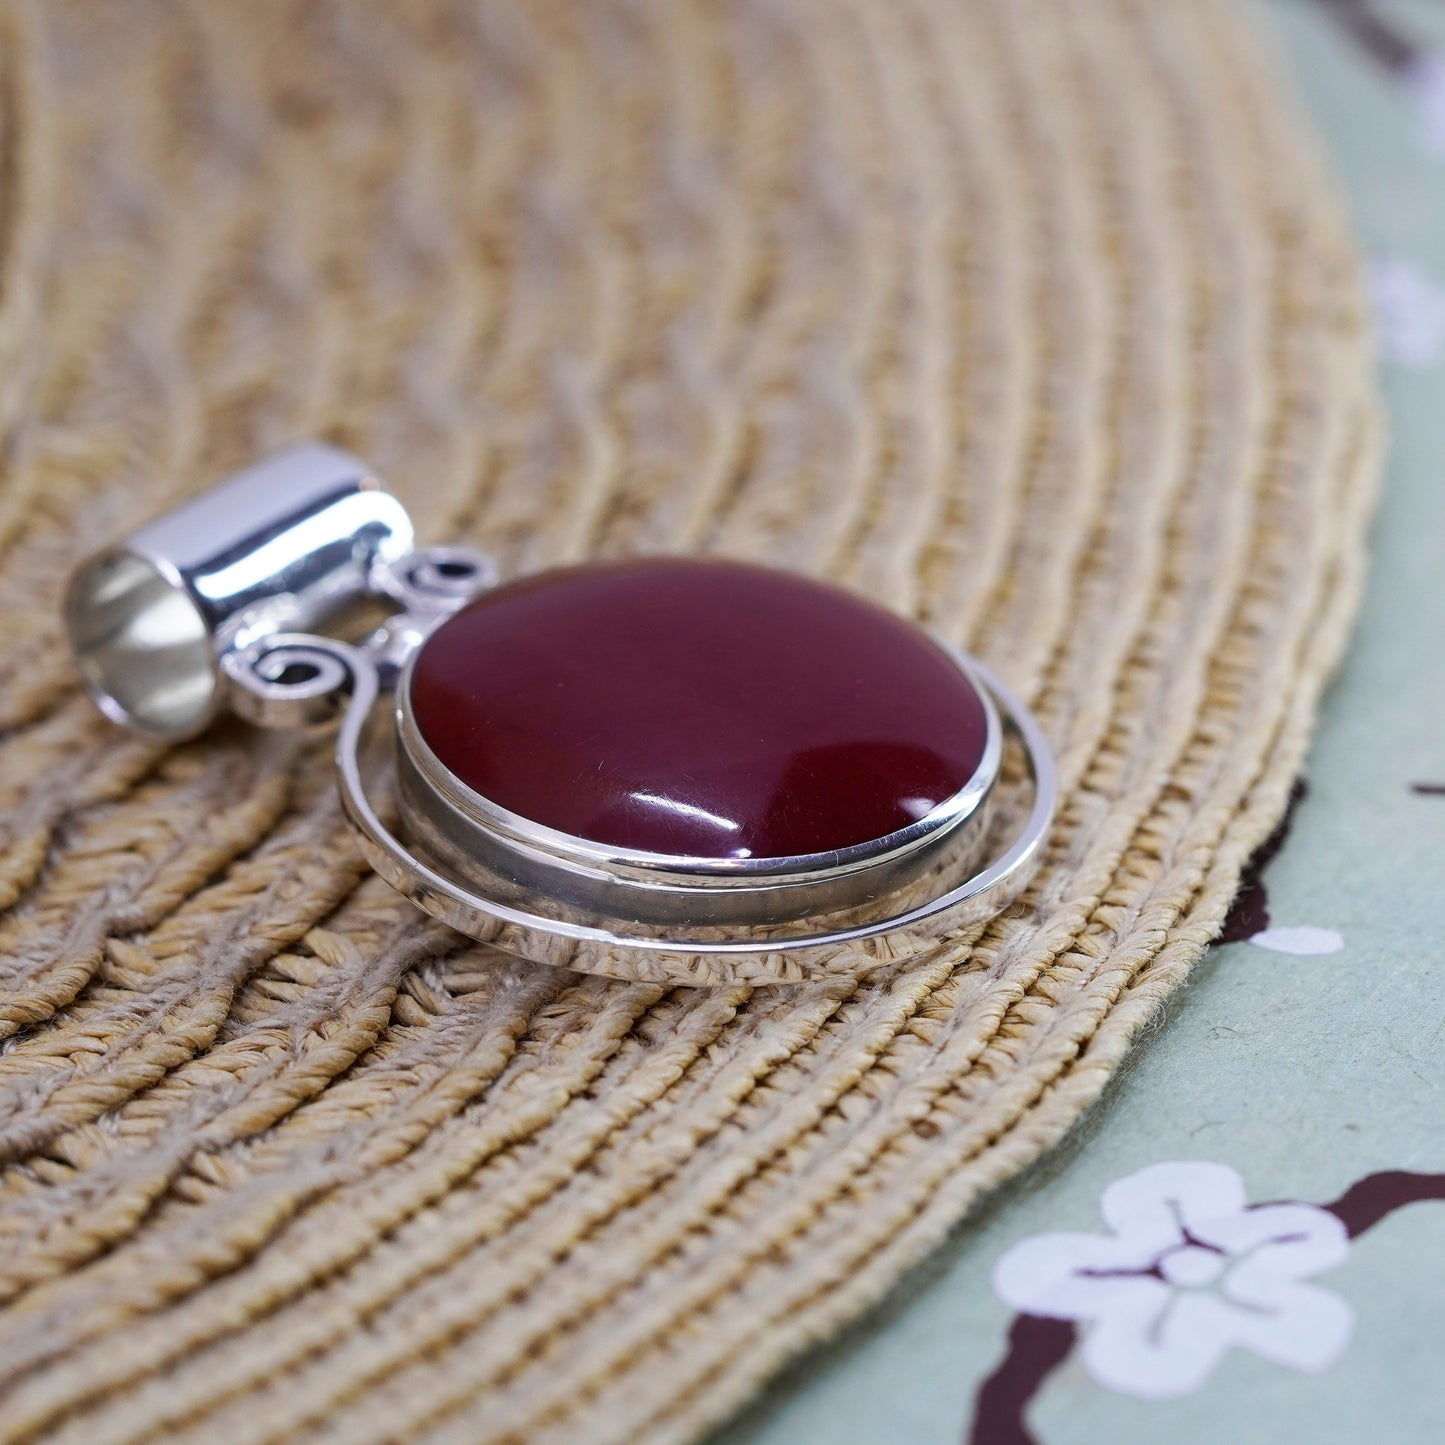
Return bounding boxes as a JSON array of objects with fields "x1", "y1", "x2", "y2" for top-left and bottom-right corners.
[{"x1": 0, "y1": 0, "x2": 1378, "y2": 1440}]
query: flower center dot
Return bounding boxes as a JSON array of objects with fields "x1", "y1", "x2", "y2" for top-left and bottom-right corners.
[{"x1": 1159, "y1": 1245, "x2": 1226, "y2": 1289}]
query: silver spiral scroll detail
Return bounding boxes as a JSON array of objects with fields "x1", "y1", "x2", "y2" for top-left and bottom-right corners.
[
  {"x1": 372, "y1": 545, "x2": 499, "y2": 615},
  {"x1": 222, "y1": 633, "x2": 365, "y2": 731}
]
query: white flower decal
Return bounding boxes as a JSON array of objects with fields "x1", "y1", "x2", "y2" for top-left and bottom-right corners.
[
  {"x1": 1371, "y1": 256, "x2": 1445, "y2": 368},
  {"x1": 992, "y1": 1161, "x2": 1353, "y2": 1400},
  {"x1": 1248, "y1": 925, "x2": 1344, "y2": 956},
  {"x1": 1406, "y1": 54, "x2": 1445, "y2": 159}
]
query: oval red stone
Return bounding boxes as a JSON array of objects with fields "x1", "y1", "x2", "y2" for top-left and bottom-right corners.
[{"x1": 408, "y1": 558, "x2": 989, "y2": 861}]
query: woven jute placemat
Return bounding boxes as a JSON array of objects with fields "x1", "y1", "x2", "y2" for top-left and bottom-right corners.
[{"x1": 0, "y1": 1, "x2": 1378, "y2": 1441}]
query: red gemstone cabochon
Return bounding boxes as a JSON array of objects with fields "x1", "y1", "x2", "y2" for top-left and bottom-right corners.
[{"x1": 408, "y1": 558, "x2": 989, "y2": 861}]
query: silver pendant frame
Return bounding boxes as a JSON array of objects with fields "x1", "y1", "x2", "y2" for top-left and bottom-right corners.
[{"x1": 66, "y1": 442, "x2": 1057, "y2": 987}]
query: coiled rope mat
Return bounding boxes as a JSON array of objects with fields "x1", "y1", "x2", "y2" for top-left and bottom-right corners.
[{"x1": 0, "y1": 0, "x2": 1378, "y2": 1441}]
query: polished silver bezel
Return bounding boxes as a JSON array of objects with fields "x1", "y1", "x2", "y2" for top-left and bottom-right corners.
[
  {"x1": 332, "y1": 646, "x2": 1056, "y2": 985},
  {"x1": 386, "y1": 631, "x2": 1005, "y2": 932},
  {"x1": 392, "y1": 639, "x2": 1003, "y2": 887}
]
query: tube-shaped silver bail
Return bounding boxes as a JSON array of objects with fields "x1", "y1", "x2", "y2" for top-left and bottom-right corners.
[{"x1": 65, "y1": 442, "x2": 414, "y2": 740}]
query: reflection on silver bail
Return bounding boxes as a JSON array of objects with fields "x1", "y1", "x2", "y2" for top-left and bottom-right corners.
[
  {"x1": 64, "y1": 442, "x2": 1056, "y2": 987},
  {"x1": 68, "y1": 444, "x2": 408, "y2": 737},
  {"x1": 66, "y1": 443, "x2": 493, "y2": 738}
]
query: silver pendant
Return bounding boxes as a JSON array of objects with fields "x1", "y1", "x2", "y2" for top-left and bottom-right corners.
[{"x1": 65, "y1": 443, "x2": 1055, "y2": 985}]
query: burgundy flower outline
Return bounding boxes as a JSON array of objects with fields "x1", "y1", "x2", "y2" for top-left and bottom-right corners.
[
  {"x1": 965, "y1": 1167, "x2": 1445, "y2": 1445},
  {"x1": 991, "y1": 1163, "x2": 1352, "y2": 1400},
  {"x1": 1304, "y1": 0, "x2": 1445, "y2": 158}
]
